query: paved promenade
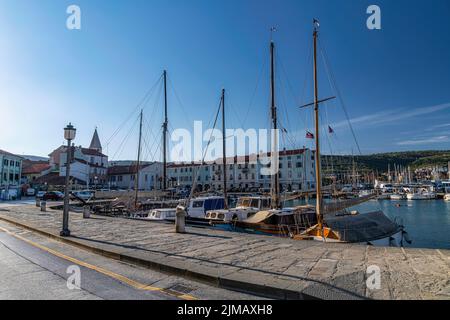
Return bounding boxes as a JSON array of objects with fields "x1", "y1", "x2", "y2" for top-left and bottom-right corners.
[{"x1": 0, "y1": 205, "x2": 448, "y2": 300}]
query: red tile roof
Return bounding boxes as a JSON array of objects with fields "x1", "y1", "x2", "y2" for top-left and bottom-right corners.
[{"x1": 22, "y1": 163, "x2": 51, "y2": 175}]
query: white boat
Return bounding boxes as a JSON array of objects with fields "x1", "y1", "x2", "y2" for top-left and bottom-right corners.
[
  {"x1": 146, "y1": 208, "x2": 176, "y2": 221},
  {"x1": 390, "y1": 193, "x2": 406, "y2": 200},
  {"x1": 444, "y1": 194, "x2": 450, "y2": 201},
  {"x1": 407, "y1": 191, "x2": 436, "y2": 200},
  {"x1": 377, "y1": 193, "x2": 392, "y2": 200},
  {"x1": 187, "y1": 196, "x2": 226, "y2": 218},
  {"x1": 206, "y1": 196, "x2": 271, "y2": 222}
]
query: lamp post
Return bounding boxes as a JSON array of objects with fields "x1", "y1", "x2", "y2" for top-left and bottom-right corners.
[{"x1": 61, "y1": 123, "x2": 76, "y2": 237}]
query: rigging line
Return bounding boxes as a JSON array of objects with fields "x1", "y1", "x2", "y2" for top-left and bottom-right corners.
[
  {"x1": 189, "y1": 95, "x2": 222, "y2": 198},
  {"x1": 111, "y1": 115, "x2": 139, "y2": 161},
  {"x1": 143, "y1": 118, "x2": 161, "y2": 161},
  {"x1": 242, "y1": 53, "x2": 268, "y2": 127},
  {"x1": 142, "y1": 131, "x2": 162, "y2": 163},
  {"x1": 106, "y1": 74, "x2": 163, "y2": 146},
  {"x1": 276, "y1": 65, "x2": 301, "y2": 150},
  {"x1": 167, "y1": 75, "x2": 194, "y2": 128},
  {"x1": 318, "y1": 38, "x2": 362, "y2": 155}
]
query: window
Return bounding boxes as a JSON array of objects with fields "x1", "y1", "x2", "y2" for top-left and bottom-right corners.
[
  {"x1": 279, "y1": 163, "x2": 283, "y2": 169},
  {"x1": 4, "y1": 159, "x2": 8, "y2": 166},
  {"x1": 251, "y1": 164, "x2": 255, "y2": 169},
  {"x1": 252, "y1": 173, "x2": 255, "y2": 180},
  {"x1": 288, "y1": 161, "x2": 292, "y2": 168},
  {"x1": 229, "y1": 165, "x2": 233, "y2": 170},
  {"x1": 296, "y1": 162, "x2": 302, "y2": 168},
  {"x1": 118, "y1": 176, "x2": 123, "y2": 182},
  {"x1": 16, "y1": 161, "x2": 20, "y2": 167},
  {"x1": 193, "y1": 201, "x2": 204, "y2": 208}
]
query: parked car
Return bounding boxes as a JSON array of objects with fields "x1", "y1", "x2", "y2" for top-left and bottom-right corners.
[
  {"x1": 42, "y1": 191, "x2": 64, "y2": 201},
  {"x1": 26, "y1": 188, "x2": 36, "y2": 196},
  {"x1": 71, "y1": 190, "x2": 94, "y2": 201},
  {"x1": 36, "y1": 191, "x2": 46, "y2": 199}
]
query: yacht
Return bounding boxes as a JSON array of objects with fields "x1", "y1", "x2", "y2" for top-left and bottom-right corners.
[
  {"x1": 407, "y1": 189, "x2": 436, "y2": 200},
  {"x1": 390, "y1": 193, "x2": 406, "y2": 200},
  {"x1": 167, "y1": 196, "x2": 226, "y2": 225},
  {"x1": 206, "y1": 196, "x2": 271, "y2": 222}
]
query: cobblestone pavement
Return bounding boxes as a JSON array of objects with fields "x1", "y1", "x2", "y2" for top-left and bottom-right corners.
[{"x1": 0, "y1": 205, "x2": 448, "y2": 300}]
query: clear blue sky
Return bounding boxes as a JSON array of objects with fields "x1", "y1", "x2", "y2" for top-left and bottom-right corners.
[{"x1": 1, "y1": 0, "x2": 450, "y2": 161}]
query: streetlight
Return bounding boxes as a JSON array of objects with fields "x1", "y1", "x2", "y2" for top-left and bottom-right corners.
[{"x1": 61, "y1": 123, "x2": 76, "y2": 237}]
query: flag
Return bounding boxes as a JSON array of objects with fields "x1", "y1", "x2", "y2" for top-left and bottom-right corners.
[
  {"x1": 306, "y1": 131, "x2": 314, "y2": 139},
  {"x1": 328, "y1": 126, "x2": 334, "y2": 134}
]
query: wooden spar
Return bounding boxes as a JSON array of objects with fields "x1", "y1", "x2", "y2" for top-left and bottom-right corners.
[
  {"x1": 221, "y1": 88, "x2": 228, "y2": 209},
  {"x1": 163, "y1": 70, "x2": 168, "y2": 190},
  {"x1": 270, "y1": 40, "x2": 281, "y2": 209},
  {"x1": 313, "y1": 21, "x2": 324, "y2": 232},
  {"x1": 134, "y1": 109, "x2": 143, "y2": 209}
]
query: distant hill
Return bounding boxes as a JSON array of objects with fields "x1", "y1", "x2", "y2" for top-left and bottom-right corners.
[
  {"x1": 322, "y1": 150, "x2": 450, "y2": 173},
  {"x1": 21, "y1": 155, "x2": 49, "y2": 162}
]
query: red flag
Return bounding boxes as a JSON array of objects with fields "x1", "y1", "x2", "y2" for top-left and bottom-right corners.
[
  {"x1": 306, "y1": 131, "x2": 314, "y2": 139},
  {"x1": 328, "y1": 126, "x2": 334, "y2": 134}
]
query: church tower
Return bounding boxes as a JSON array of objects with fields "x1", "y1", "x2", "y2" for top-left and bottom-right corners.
[{"x1": 89, "y1": 128, "x2": 102, "y2": 153}]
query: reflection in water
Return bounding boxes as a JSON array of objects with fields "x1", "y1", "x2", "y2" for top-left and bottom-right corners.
[{"x1": 285, "y1": 198, "x2": 450, "y2": 249}]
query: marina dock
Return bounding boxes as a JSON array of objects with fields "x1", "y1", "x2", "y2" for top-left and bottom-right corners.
[{"x1": 0, "y1": 204, "x2": 448, "y2": 300}]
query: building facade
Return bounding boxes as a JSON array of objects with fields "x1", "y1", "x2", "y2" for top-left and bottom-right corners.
[
  {"x1": 107, "y1": 162, "x2": 163, "y2": 190},
  {"x1": 50, "y1": 129, "x2": 109, "y2": 188},
  {"x1": 0, "y1": 149, "x2": 23, "y2": 188},
  {"x1": 166, "y1": 148, "x2": 316, "y2": 192}
]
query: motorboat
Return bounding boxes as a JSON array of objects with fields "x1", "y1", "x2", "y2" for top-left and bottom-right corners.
[
  {"x1": 407, "y1": 191, "x2": 436, "y2": 200},
  {"x1": 146, "y1": 208, "x2": 176, "y2": 221},
  {"x1": 206, "y1": 196, "x2": 271, "y2": 222},
  {"x1": 390, "y1": 193, "x2": 406, "y2": 200}
]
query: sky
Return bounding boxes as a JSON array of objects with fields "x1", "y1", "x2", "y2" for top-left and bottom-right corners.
[{"x1": 1, "y1": 0, "x2": 450, "y2": 161}]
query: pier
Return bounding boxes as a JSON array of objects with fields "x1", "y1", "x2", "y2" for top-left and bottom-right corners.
[{"x1": 0, "y1": 204, "x2": 448, "y2": 300}]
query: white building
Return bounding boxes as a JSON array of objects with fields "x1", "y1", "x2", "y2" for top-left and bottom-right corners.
[
  {"x1": 107, "y1": 162, "x2": 163, "y2": 190},
  {"x1": 166, "y1": 148, "x2": 316, "y2": 192},
  {"x1": 51, "y1": 129, "x2": 109, "y2": 187},
  {"x1": 0, "y1": 149, "x2": 23, "y2": 188}
]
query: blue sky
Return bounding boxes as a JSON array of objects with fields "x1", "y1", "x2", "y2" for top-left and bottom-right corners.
[{"x1": 1, "y1": 0, "x2": 450, "y2": 161}]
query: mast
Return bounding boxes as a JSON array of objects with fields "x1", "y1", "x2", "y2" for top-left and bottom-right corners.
[
  {"x1": 270, "y1": 40, "x2": 280, "y2": 209},
  {"x1": 134, "y1": 109, "x2": 143, "y2": 208},
  {"x1": 313, "y1": 21, "x2": 324, "y2": 232},
  {"x1": 221, "y1": 88, "x2": 228, "y2": 209},
  {"x1": 163, "y1": 70, "x2": 168, "y2": 190}
]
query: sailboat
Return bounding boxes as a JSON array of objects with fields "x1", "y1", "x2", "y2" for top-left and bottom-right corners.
[
  {"x1": 220, "y1": 21, "x2": 409, "y2": 246},
  {"x1": 295, "y1": 20, "x2": 408, "y2": 246},
  {"x1": 212, "y1": 35, "x2": 319, "y2": 236}
]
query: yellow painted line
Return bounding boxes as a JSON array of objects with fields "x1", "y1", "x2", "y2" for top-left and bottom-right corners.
[{"x1": 0, "y1": 226, "x2": 197, "y2": 300}]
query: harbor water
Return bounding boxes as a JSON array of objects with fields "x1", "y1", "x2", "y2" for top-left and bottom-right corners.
[{"x1": 286, "y1": 198, "x2": 450, "y2": 250}]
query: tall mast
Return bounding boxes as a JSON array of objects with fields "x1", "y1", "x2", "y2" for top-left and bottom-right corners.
[
  {"x1": 313, "y1": 21, "x2": 324, "y2": 232},
  {"x1": 163, "y1": 70, "x2": 168, "y2": 190},
  {"x1": 134, "y1": 109, "x2": 143, "y2": 208},
  {"x1": 221, "y1": 88, "x2": 228, "y2": 209},
  {"x1": 270, "y1": 40, "x2": 280, "y2": 209}
]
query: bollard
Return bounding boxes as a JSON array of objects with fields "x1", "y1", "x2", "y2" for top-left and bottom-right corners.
[
  {"x1": 175, "y1": 206, "x2": 186, "y2": 233},
  {"x1": 36, "y1": 198, "x2": 41, "y2": 207},
  {"x1": 40, "y1": 201, "x2": 46, "y2": 212},
  {"x1": 83, "y1": 206, "x2": 90, "y2": 219}
]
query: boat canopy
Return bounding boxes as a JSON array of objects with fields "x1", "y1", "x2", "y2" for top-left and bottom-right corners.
[{"x1": 324, "y1": 211, "x2": 401, "y2": 242}]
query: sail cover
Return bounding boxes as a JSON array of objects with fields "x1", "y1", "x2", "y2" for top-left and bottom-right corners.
[
  {"x1": 324, "y1": 211, "x2": 401, "y2": 243},
  {"x1": 323, "y1": 194, "x2": 377, "y2": 214}
]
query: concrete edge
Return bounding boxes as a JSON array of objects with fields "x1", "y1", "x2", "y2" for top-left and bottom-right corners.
[{"x1": 0, "y1": 214, "x2": 336, "y2": 300}]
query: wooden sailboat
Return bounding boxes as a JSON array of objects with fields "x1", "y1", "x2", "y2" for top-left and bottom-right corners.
[
  {"x1": 219, "y1": 36, "x2": 319, "y2": 236},
  {"x1": 296, "y1": 20, "x2": 408, "y2": 246}
]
